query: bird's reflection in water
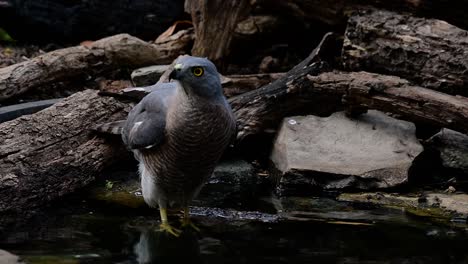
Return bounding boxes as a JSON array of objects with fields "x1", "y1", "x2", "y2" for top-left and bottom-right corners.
[{"x1": 134, "y1": 228, "x2": 202, "y2": 264}]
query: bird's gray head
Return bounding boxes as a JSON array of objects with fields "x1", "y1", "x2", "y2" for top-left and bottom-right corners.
[{"x1": 169, "y1": 56, "x2": 222, "y2": 98}]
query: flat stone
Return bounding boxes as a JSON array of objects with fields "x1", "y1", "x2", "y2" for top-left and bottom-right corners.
[
  {"x1": 338, "y1": 192, "x2": 468, "y2": 219},
  {"x1": 270, "y1": 110, "x2": 424, "y2": 193},
  {"x1": 0, "y1": 250, "x2": 23, "y2": 264},
  {"x1": 427, "y1": 129, "x2": 468, "y2": 174},
  {"x1": 195, "y1": 159, "x2": 257, "y2": 207},
  {"x1": 131, "y1": 65, "x2": 169, "y2": 86},
  {"x1": 425, "y1": 193, "x2": 468, "y2": 216}
]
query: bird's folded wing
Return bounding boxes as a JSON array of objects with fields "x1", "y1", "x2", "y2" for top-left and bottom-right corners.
[{"x1": 122, "y1": 91, "x2": 170, "y2": 150}]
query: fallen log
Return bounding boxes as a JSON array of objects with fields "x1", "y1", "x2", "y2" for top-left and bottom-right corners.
[
  {"x1": 223, "y1": 73, "x2": 285, "y2": 97},
  {"x1": 342, "y1": 9, "x2": 468, "y2": 96},
  {"x1": 0, "y1": 89, "x2": 131, "y2": 231},
  {"x1": 314, "y1": 72, "x2": 468, "y2": 136},
  {"x1": 232, "y1": 67, "x2": 468, "y2": 140},
  {"x1": 0, "y1": 30, "x2": 194, "y2": 102},
  {"x1": 226, "y1": 25, "x2": 468, "y2": 140}
]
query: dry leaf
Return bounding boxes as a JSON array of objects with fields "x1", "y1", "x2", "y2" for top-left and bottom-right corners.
[{"x1": 155, "y1": 20, "x2": 193, "y2": 43}]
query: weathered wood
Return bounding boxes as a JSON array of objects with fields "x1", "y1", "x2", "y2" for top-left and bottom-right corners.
[
  {"x1": 342, "y1": 9, "x2": 468, "y2": 96},
  {"x1": 255, "y1": 0, "x2": 468, "y2": 30},
  {"x1": 185, "y1": 0, "x2": 468, "y2": 67},
  {"x1": 0, "y1": 30, "x2": 194, "y2": 102},
  {"x1": 232, "y1": 58, "x2": 468, "y2": 140},
  {"x1": 314, "y1": 72, "x2": 468, "y2": 136},
  {"x1": 229, "y1": 33, "x2": 336, "y2": 140},
  {"x1": 185, "y1": 0, "x2": 250, "y2": 64},
  {"x1": 223, "y1": 73, "x2": 285, "y2": 97},
  {"x1": 0, "y1": 90, "x2": 131, "y2": 231}
]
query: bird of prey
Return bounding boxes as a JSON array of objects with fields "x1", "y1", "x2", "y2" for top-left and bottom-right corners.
[{"x1": 121, "y1": 56, "x2": 236, "y2": 236}]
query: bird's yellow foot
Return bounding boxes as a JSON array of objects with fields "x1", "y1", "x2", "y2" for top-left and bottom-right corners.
[
  {"x1": 181, "y1": 207, "x2": 200, "y2": 232},
  {"x1": 158, "y1": 207, "x2": 181, "y2": 236},
  {"x1": 181, "y1": 218, "x2": 200, "y2": 232},
  {"x1": 159, "y1": 221, "x2": 182, "y2": 237}
]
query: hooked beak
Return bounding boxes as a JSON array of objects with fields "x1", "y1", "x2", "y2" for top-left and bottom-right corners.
[
  {"x1": 170, "y1": 63, "x2": 189, "y2": 94},
  {"x1": 169, "y1": 63, "x2": 183, "y2": 80}
]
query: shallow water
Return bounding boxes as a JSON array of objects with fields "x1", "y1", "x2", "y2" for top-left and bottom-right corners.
[{"x1": 1, "y1": 193, "x2": 468, "y2": 264}]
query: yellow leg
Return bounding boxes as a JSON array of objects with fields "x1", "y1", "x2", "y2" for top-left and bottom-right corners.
[
  {"x1": 159, "y1": 207, "x2": 181, "y2": 237},
  {"x1": 181, "y1": 207, "x2": 200, "y2": 232}
]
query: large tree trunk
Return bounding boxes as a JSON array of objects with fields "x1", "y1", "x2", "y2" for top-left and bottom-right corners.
[
  {"x1": 0, "y1": 90, "x2": 131, "y2": 231},
  {"x1": 342, "y1": 9, "x2": 468, "y2": 96},
  {"x1": 185, "y1": 0, "x2": 251, "y2": 66},
  {"x1": 0, "y1": 31, "x2": 194, "y2": 102}
]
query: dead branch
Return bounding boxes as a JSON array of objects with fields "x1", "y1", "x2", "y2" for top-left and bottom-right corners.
[{"x1": 0, "y1": 30, "x2": 194, "y2": 102}]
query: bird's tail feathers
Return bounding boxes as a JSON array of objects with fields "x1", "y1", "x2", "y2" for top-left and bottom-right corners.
[{"x1": 92, "y1": 120, "x2": 125, "y2": 135}]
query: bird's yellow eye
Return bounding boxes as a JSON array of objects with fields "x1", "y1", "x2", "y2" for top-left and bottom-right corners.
[{"x1": 192, "y1": 67, "x2": 204, "y2": 77}]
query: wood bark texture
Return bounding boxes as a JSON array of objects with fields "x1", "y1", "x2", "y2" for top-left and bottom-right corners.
[
  {"x1": 232, "y1": 67, "x2": 468, "y2": 141},
  {"x1": 223, "y1": 73, "x2": 285, "y2": 97},
  {"x1": 229, "y1": 33, "x2": 337, "y2": 140},
  {"x1": 185, "y1": 0, "x2": 250, "y2": 64},
  {"x1": 254, "y1": 0, "x2": 468, "y2": 30},
  {"x1": 342, "y1": 9, "x2": 468, "y2": 96},
  {"x1": 0, "y1": 90, "x2": 131, "y2": 231},
  {"x1": 313, "y1": 71, "x2": 468, "y2": 136},
  {"x1": 0, "y1": 30, "x2": 194, "y2": 102}
]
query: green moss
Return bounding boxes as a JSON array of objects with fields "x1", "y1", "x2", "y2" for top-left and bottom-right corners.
[
  {"x1": 91, "y1": 190, "x2": 145, "y2": 208},
  {"x1": 22, "y1": 255, "x2": 79, "y2": 264},
  {"x1": 0, "y1": 28, "x2": 14, "y2": 42},
  {"x1": 338, "y1": 192, "x2": 454, "y2": 225}
]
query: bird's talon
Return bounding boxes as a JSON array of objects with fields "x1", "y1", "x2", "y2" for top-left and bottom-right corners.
[
  {"x1": 181, "y1": 219, "x2": 201, "y2": 232},
  {"x1": 159, "y1": 222, "x2": 182, "y2": 237}
]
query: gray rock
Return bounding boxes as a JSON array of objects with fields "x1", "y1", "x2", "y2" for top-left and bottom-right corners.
[
  {"x1": 270, "y1": 111, "x2": 424, "y2": 193},
  {"x1": 195, "y1": 159, "x2": 257, "y2": 207},
  {"x1": 338, "y1": 192, "x2": 468, "y2": 219},
  {"x1": 131, "y1": 65, "x2": 169, "y2": 86},
  {"x1": 0, "y1": 250, "x2": 23, "y2": 264},
  {"x1": 427, "y1": 129, "x2": 468, "y2": 173}
]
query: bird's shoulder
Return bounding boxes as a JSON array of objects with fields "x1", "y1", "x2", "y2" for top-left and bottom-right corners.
[{"x1": 121, "y1": 82, "x2": 178, "y2": 150}]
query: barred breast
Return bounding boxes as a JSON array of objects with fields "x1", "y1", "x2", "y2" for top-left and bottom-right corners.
[{"x1": 139, "y1": 95, "x2": 236, "y2": 208}]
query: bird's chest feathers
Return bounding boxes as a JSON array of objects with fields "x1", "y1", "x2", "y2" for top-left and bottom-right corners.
[{"x1": 166, "y1": 100, "x2": 229, "y2": 146}]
